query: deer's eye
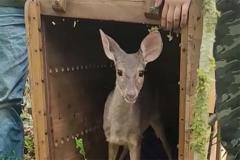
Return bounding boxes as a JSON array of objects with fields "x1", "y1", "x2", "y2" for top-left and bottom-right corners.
[
  {"x1": 139, "y1": 70, "x2": 144, "y2": 77},
  {"x1": 117, "y1": 69, "x2": 123, "y2": 76}
]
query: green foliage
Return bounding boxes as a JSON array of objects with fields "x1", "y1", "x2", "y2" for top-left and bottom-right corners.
[
  {"x1": 22, "y1": 78, "x2": 35, "y2": 160},
  {"x1": 24, "y1": 130, "x2": 35, "y2": 160},
  {"x1": 190, "y1": 56, "x2": 216, "y2": 159},
  {"x1": 148, "y1": 26, "x2": 159, "y2": 33},
  {"x1": 190, "y1": 69, "x2": 211, "y2": 159},
  {"x1": 25, "y1": 136, "x2": 34, "y2": 154},
  {"x1": 75, "y1": 137, "x2": 87, "y2": 160},
  {"x1": 190, "y1": 0, "x2": 218, "y2": 158}
]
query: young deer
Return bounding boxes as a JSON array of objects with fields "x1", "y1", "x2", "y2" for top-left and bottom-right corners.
[{"x1": 100, "y1": 30, "x2": 172, "y2": 160}]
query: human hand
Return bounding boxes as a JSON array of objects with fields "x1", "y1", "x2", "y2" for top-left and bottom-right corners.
[{"x1": 155, "y1": 0, "x2": 192, "y2": 30}]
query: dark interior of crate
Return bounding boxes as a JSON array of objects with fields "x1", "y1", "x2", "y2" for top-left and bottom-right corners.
[{"x1": 42, "y1": 16, "x2": 180, "y2": 160}]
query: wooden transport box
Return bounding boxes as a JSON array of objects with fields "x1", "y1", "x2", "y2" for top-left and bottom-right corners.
[{"x1": 24, "y1": 0, "x2": 219, "y2": 159}]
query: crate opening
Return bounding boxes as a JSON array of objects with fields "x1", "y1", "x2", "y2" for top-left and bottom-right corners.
[{"x1": 42, "y1": 16, "x2": 180, "y2": 160}]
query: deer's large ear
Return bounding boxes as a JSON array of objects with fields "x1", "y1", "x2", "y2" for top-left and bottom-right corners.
[
  {"x1": 99, "y1": 29, "x2": 121, "y2": 61},
  {"x1": 140, "y1": 31, "x2": 163, "y2": 64}
]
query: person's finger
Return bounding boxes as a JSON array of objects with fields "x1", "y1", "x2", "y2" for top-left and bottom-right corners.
[
  {"x1": 180, "y1": 3, "x2": 190, "y2": 28},
  {"x1": 154, "y1": 0, "x2": 162, "y2": 7},
  {"x1": 173, "y1": 5, "x2": 181, "y2": 29},
  {"x1": 166, "y1": 5, "x2": 175, "y2": 30},
  {"x1": 161, "y1": 3, "x2": 168, "y2": 29}
]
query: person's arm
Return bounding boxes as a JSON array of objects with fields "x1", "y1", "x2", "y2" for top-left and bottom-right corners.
[{"x1": 155, "y1": 0, "x2": 191, "y2": 30}]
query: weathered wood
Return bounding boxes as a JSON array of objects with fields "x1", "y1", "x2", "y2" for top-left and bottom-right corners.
[
  {"x1": 25, "y1": 0, "x2": 50, "y2": 159},
  {"x1": 27, "y1": 0, "x2": 210, "y2": 159},
  {"x1": 209, "y1": 122, "x2": 218, "y2": 160},
  {"x1": 216, "y1": 124, "x2": 222, "y2": 160},
  {"x1": 51, "y1": 0, "x2": 67, "y2": 12},
  {"x1": 144, "y1": 0, "x2": 161, "y2": 20},
  {"x1": 179, "y1": 0, "x2": 203, "y2": 159},
  {"x1": 208, "y1": 80, "x2": 216, "y2": 113},
  {"x1": 179, "y1": 23, "x2": 189, "y2": 160},
  {"x1": 40, "y1": 0, "x2": 159, "y2": 24}
]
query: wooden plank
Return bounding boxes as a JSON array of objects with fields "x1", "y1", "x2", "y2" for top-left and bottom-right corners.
[
  {"x1": 208, "y1": 81, "x2": 216, "y2": 113},
  {"x1": 188, "y1": 0, "x2": 203, "y2": 159},
  {"x1": 179, "y1": 0, "x2": 203, "y2": 159},
  {"x1": 25, "y1": 0, "x2": 50, "y2": 159},
  {"x1": 209, "y1": 122, "x2": 216, "y2": 160},
  {"x1": 216, "y1": 124, "x2": 222, "y2": 160},
  {"x1": 179, "y1": 23, "x2": 188, "y2": 160},
  {"x1": 39, "y1": 0, "x2": 159, "y2": 24}
]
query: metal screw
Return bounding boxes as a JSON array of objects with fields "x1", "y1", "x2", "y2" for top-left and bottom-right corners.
[
  {"x1": 81, "y1": 131, "x2": 84, "y2": 136},
  {"x1": 52, "y1": 21, "x2": 56, "y2": 26}
]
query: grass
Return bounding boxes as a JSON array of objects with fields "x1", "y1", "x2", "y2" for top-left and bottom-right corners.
[{"x1": 22, "y1": 79, "x2": 35, "y2": 160}]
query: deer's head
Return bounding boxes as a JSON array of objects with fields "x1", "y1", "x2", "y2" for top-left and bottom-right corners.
[{"x1": 100, "y1": 30, "x2": 163, "y2": 103}]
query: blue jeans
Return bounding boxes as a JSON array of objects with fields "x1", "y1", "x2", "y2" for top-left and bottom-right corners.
[{"x1": 0, "y1": 7, "x2": 28, "y2": 159}]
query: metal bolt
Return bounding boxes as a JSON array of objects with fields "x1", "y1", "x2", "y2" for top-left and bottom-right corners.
[
  {"x1": 61, "y1": 139, "x2": 64, "y2": 144},
  {"x1": 81, "y1": 131, "x2": 84, "y2": 136},
  {"x1": 73, "y1": 21, "x2": 77, "y2": 28},
  {"x1": 55, "y1": 141, "x2": 58, "y2": 147},
  {"x1": 52, "y1": 21, "x2": 56, "y2": 26}
]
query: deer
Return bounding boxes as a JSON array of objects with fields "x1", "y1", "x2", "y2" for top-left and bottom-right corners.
[{"x1": 99, "y1": 29, "x2": 172, "y2": 160}]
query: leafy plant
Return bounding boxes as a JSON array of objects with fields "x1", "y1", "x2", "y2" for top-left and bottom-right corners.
[
  {"x1": 75, "y1": 137, "x2": 87, "y2": 160},
  {"x1": 22, "y1": 78, "x2": 35, "y2": 160},
  {"x1": 24, "y1": 130, "x2": 35, "y2": 159}
]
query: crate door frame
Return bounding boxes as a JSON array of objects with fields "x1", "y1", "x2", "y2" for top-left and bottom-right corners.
[
  {"x1": 179, "y1": 0, "x2": 204, "y2": 159},
  {"x1": 25, "y1": 0, "x2": 205, "y2": 159},
  {"x1": 25, "y1": 1, "x2": 52, "y2": 159}
]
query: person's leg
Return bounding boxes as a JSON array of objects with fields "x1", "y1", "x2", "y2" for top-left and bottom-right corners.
[
  {"x1": 214, "y1": 8, "x2": 240, "y2": 159},
  {"x1": 0, "y1": 107, "x2": 24, "y2": 159},
  {"x1": 0, "y1": 7, "x2": 28, "y2": 159}
]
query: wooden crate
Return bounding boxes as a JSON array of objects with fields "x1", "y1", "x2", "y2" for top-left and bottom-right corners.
[{"x1": 24, "y1": 0, "x2": 214, "y2": 159}]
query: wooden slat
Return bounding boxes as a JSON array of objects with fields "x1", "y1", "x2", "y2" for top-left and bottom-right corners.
[
  {"x1": 188, "y1": 0, "x2": 203, "y2": 159},
  {"x1": 179, "y1": 0, "x2": 203, "y2": 159},
  {"x1": 179, "y1": 23, "x2": 188, "y2": 160},
  {"x1": 216, "y1": 124, "x2": 222, "y2": 160},
  {"x1": 25, "y1": 0, "x2": 50, "y2": 159},
  {"x1": 208, "y1": 81, "x2": 216, "y2": 113},
  {"x1": 209, "y1": 122, "x2": 218, "y2": 160},
  {"x1": 39, "y1": 0, "x2": 159, "y2": 24}
]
